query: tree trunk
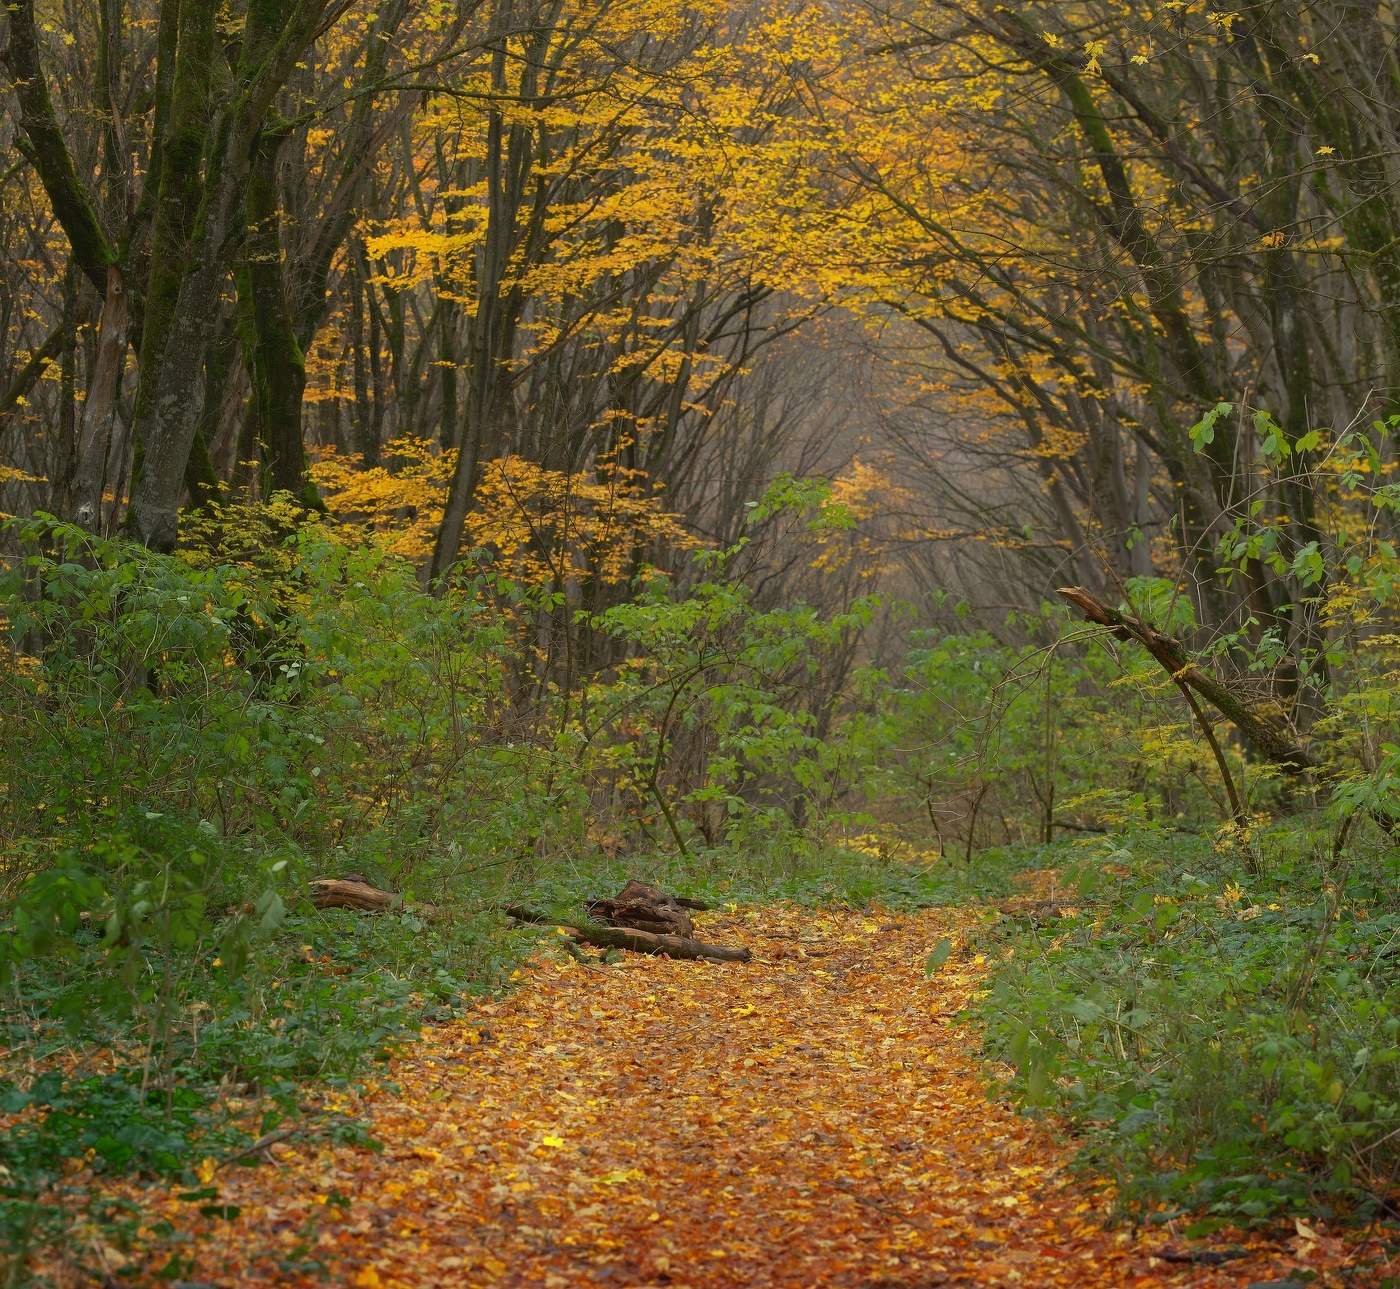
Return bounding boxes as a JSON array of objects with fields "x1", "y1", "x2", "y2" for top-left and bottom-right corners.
[
  {"x1": 125, "y1": 0, "x2": 220, "y2": 548},
  {"x1": 239, "y1": 128, "x2": 319, "y2": 509},
  {"x1": 70, "y1": 265, "x2": 130, "y2": 530},
  {"x1": 128, "y1": 0, "x2": 339, "y2": 547}
]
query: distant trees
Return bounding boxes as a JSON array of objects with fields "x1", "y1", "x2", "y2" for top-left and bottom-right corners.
[{"x1": 781, "y1": 0, "x2": 1400, "y2": 694}]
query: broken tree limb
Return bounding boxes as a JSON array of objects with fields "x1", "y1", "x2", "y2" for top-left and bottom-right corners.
[
  {"x1": 1057, "y1": 586, "x2": 1317, "y2": 775},
  {"x1": 568, "y1": 923, "x2": 751, "y2": 964},
  {"x1": 309, "y1": 878, "x2": 439, "y2": 918},
  {"x1": 499, "y1": 898, "x2": 750, "y2": 964},
  {"x1": 1172, "y1": 672, "x2": 1246, "y2": 823}
]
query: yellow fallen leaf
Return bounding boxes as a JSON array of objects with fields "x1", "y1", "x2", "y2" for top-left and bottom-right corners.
[
  {"x1": 196, "y1": 1157, "x2": 216, "y2": 1186},
  {"x1": 596, "y1": 1168, "x2": 645, "y2": 1185},
  {"x1": 541, "y1": 1134, "x2": 565, "y2": 1148},
  {"x1": 353, "y1": 1269, "x2": 382, "y2": 1288}
]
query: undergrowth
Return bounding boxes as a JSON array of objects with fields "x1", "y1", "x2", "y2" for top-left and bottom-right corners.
[
  {"x1": 978, "y1": 823, "x2": 1400, "y2": 1225},
  {"x1": 510, "y1": 837, "x2": 1038, "y2": 917}
]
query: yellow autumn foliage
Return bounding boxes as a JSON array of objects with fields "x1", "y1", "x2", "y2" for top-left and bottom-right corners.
[{"x1": 311, "y1": 437, "x2": 695, "y2": 586}]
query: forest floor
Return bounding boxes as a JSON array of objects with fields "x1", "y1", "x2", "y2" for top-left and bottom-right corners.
[{"x1": 54, "y1": 900, "x2": 1398, "y2": 1287}]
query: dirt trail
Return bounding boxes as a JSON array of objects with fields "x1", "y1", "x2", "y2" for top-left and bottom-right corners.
[{"x1": 108, "y1": 905, "x2": 1388, "y2": 1286}]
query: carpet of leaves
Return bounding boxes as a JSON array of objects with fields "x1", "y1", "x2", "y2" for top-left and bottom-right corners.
[{"x1": 64, "y1": 904, "x2": 1399, "y2": 1285}]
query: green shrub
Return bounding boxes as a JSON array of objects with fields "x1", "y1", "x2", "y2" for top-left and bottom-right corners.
[{"x1": 979, "y1": 825, "x2": 1400, "y2": 1223}]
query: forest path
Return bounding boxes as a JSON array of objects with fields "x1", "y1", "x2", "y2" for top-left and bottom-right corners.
[{"x1": 149, "y1": 904, "x2": 1369, "y2": 1286}]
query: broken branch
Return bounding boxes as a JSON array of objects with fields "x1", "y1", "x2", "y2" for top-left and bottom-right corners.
[{"x1": 1057, "y1": 586, "x2": 1316, "y2": 775}]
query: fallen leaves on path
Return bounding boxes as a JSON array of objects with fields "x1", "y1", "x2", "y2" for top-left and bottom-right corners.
[{"x1": 64, "y1": 905, "x2": 1398, "y2": 1285}]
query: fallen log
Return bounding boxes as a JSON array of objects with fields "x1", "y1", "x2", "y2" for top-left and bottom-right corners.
[
  {"x1": 500, "y1": 898, "x2": 750, "y2": 964},
  {"x1": 309, "y1": 878, "x2": 400, "y2": 912},
  {"x1": 570, "y1": 922, "x2": 750, "y2": 963},
  {"x1": 308, "y1": 878, "x2": 438, "y2": 918},
  {"x1": 1158, "y1": 1247, "x2": 1248, "y2": 1266}
]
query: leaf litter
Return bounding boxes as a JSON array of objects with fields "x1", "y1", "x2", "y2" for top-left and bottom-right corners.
[{"x1": 51, "y1": 904, "x2": 1398, "y2": 1285}]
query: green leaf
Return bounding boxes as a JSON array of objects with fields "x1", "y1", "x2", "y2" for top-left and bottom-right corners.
[
  {"x1": 923, "y1": 938, "x2": 953, "y2": 976},
  {"x1": 1188, "y1": 401, "x2": 1233, "y2": 451},
  {"x1": 255, "y1": 889, "x2": 285, "y2": 933}
]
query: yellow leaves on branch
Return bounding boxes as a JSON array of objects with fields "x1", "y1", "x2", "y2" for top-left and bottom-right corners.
[
  {"x1": 466, "y1": 456, "x2": 697, "y2": 587},
  {"x1": 311, "y1": 437, "x2": 453, "y2": 561},
  {"x1": 0, "y1": 465, "x2": 46, "y2": 520},
  {"x1": 810, "y1": 457, "x2": 936, "y2": 579},
  {"x1": 311, "y1": 437, "x2": 695, "y2": 585},
  {"x1": 355, "y1": 0, "x2": 945, "y2": 362},
  {"x1": 1029, "y1": 423, "x2": 1090, "y2": 461}
]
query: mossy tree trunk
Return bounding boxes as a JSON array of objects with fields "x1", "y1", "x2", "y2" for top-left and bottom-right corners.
[
  {"x1": 124, "y1": 0, "x2": 220, "y2": 548},
  {"x1": 127, "y1": 0, "x2": 342, "y2": 549},
  {"x1": 238, "y1": 127, "x2": 320, "y2": 511}
]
